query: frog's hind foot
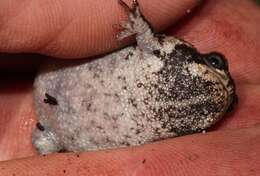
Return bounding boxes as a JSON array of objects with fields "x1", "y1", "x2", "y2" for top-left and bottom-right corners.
[
  {"x1": 118, "y1": 0, "x2": 139, "y2": 14},
  {"x1": 32, "y1": 124, "x2": 62, "y2": 155},
  {"x1": 117, "y1": 0, "x2": 152, "y2": 40}
]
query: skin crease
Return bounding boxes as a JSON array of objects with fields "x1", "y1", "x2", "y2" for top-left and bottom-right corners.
[{"x1": 0, "y1": 0, "x2": 260, "y2": 175}]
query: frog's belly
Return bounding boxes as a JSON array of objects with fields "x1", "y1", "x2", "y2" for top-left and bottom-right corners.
[{"x1": 33, "y1": 46, "x2": 174, "y2": 152}]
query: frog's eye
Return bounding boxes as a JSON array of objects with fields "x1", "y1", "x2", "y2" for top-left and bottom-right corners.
[{"x1": 204, "y1": 52, "x2": 228, "y2": 70}]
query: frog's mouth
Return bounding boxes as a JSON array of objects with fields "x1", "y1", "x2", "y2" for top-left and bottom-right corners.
[
  {"x1": 212, "y1": 69, "x2": 238, "y2": 113},
  {"x1": 224, "y1": 76, "x2": 238, "y2": 113},
  {"x1": 226, "y1": 92, "x2": 238, "y2": 112}
]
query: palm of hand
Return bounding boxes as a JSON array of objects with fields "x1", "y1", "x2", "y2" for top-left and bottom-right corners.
[{"x1": 0, "y1": 0, "x2": 260, "y2": 175}]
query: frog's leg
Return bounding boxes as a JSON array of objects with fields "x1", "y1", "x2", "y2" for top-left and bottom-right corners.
[
  {"x1": 117, "y1": 0, "x2": 187, "y2": 54},
  {"x1": 32, "y1": 122, "x2": 63, "y2": 154}
]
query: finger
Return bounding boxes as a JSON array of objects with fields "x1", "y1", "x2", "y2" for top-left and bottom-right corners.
[
  {"x1": 168, "y1": 0, "x2": 260, "y2": 85},
  {"x1": 0, "y1": 0, "x2": 199, "y2": 58},
  {"x1": 0, "y1": 124, "x2": 260, "y2": 176}
]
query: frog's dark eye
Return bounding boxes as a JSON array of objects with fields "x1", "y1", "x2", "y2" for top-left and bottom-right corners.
[{"x1": 204, "y1": 52, "x2": 228, "y2": 70}]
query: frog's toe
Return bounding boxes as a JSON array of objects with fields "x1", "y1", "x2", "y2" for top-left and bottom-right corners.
[{"x1": 32, "y1": 127, "x2": 62, "y2": 155}]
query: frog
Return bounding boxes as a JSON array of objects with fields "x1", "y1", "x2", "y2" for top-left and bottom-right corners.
[{"x1": 32, "y1": 0, "x2": 237, "y2": 154}]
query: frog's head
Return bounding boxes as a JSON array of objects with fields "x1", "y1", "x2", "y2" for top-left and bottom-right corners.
[
  {"x1": 200, "y1": 52, "x2": 238, "y2": 113},
  {"x1": 163, "y1": 43, "x2": 238, "y2": 134},
  {"x1": 173, "y1": 44, "x2": 237, "y2": 116}
]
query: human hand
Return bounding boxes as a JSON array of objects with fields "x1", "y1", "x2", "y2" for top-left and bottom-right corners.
[{"x1": 0, "y1": 0, "x2": 260, "y2": 175}]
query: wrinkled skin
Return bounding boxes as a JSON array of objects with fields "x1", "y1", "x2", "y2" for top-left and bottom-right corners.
[{"x1": 0, "y1": 0, "x2": 260, "y2": 175}]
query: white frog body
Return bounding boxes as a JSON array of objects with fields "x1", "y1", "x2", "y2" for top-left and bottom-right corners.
[{"x1": 32, "y1": 0, "x2": 237, "y2": 154}]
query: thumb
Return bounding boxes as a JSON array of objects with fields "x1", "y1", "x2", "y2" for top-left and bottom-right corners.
[{"x1": 0, "y1": 0, "x2": 199, "y2": 58}]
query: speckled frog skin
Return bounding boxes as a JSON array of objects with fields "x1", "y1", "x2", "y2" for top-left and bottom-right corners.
[{"x1": 32, "y1": 0, "x2": 237, "y2": 154}]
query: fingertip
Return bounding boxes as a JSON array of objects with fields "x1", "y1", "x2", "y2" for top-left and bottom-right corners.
[{"x1": 0, "y1": 0, "x2": 200, "y2": 58}]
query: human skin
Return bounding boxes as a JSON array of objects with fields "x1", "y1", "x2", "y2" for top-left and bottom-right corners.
[{"x1": 0, "y1": 0, "x2": 260, "y2": 175}]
